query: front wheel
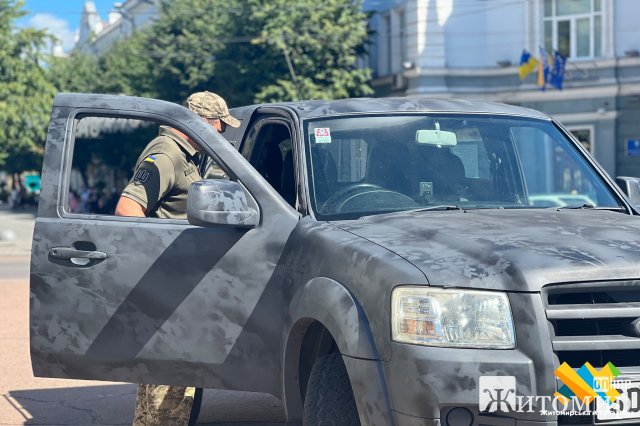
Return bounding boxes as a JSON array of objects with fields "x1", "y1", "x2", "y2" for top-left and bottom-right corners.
[{"x1": 303, "y1": 352, "x2": 360, "y2": 426}]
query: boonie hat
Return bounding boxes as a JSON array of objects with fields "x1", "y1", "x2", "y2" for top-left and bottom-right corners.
[{"x1": 185, "y1": 91, "x2": 241, "y2": 128}]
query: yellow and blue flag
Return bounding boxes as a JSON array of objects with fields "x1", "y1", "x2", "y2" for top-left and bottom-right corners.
[
  {"x1": 144, "y1": 155, "x2": 157, "y2": 163},
  {"x1": 549, "y1": 50, "x2": 567, "y2": 90},
  {"x1": 518, "y1": 49, "x2": 538, "y2": 79},
  {"x1": 537, "y1": 47, "x2": 552, "y2": 91}
]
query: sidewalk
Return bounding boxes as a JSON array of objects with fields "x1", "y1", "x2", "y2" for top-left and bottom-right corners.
[{"x1": 0, "y1": 205, "x2": 36, "y2": 257}]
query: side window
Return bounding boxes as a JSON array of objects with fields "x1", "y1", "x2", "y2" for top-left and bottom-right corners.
[
  {"x1": 308, "y1": 136, "x2": 367, "y2": 207},
  {"x1": 512, "y1": 126, "x2": 599, "y2": 206},
  {"x1": 67, "y1": 115, "x2": 215, "y2": 219},
  {"x1": 246, "y1": 121, "x2": 295, "y2": 207},
  {"x1": 568, "y1": 127, "x2": 593, "y2": 153},
  {"x1": 450, "y1": 128, "x2": 491, "y2": 180},
  {"x1": 201, "y1": 156, "x2": 229, "y2": 180},
  {"x1": 315, "y1": 138, "x2": 368, "y2": 184}
]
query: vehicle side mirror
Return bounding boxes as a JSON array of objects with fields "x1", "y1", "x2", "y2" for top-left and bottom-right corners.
[
  {"x1": 187, "y1": 180, "x2": 260, "y2": 228},
  {"x1": 616, "y1": 176, "x2": 640, "y2": 205}
]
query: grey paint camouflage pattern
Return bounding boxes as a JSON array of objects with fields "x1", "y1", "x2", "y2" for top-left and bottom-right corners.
[
  {"x1": 187, "y1": 179, "x2": 259, "y2": 227},
  {"x1": 230, "y1": 96, "x2": 550, "y2": 122},
  {"x1": 31, "y1": 94, "x2": 640, "y2": 425},
  {"x1": 336, "y1": 208, "x2": 640, "y2": 291}
]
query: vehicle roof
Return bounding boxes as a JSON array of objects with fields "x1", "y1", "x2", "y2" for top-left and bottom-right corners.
[{"x1": 231, "y1": 96, "x2": 550, "y2": 120}]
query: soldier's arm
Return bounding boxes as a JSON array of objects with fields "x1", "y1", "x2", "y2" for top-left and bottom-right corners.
[
  {"x1": 119, "y1": 153, "x2": 175, "y2": 216},
  {"x1": 115, "y1": 196, "x2": 146, "y2": 217}
]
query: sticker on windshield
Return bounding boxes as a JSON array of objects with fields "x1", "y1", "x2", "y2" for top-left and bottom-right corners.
[
  {"x1": 314, "y1": 128, "x2": 332, "y2": 144},
  {"x1": 420, "y1": 181, "x2": 433, "y2": 202}
]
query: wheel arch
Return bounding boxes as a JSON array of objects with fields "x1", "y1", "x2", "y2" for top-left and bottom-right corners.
[{"x1": 282, "y1": 277, "x2": 391, "y2": 424}]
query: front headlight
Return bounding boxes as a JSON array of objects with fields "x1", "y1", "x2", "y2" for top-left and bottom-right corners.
[{"x1": 391, "y1": 286, "x2": 515, "y2": 349}]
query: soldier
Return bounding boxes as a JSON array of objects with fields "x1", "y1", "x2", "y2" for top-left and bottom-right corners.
[
  {"x1": 115, "y1": 91, "x2": 240, "y2": 218},
  {"x1": 114, "y1": 91, "x2": 240, "y2": 425}
]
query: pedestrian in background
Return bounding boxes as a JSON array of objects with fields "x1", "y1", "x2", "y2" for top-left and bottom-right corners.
[{"x1": 10, "y1": 186, "x2": 20, "y2": 209}]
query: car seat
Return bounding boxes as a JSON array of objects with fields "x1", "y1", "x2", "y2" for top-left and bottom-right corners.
[
  {"x1": 366, "y1": 141, "x2": 411, "y2": 193},
  {"x1": 412, "y1": 146, "x2": 467, "y2": 201}
]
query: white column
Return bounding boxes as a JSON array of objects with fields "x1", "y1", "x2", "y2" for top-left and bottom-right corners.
[
  {"x1": 603, "y1": 0, "x2": 614, "y2": 58},
  {"x1": 416, "y1": 0, "x2": 446, "y2": 70}
]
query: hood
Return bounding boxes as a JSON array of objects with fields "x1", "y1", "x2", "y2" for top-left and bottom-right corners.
[{"x1": 335, "y1": 209, "x2": 640, "y2": 292}]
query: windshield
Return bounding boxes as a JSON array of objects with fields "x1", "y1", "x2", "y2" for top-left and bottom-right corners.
[{"x1": 304, "y1": 114, "x2": 622, "y2": 220}]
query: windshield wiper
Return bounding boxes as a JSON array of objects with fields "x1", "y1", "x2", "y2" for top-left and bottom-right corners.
[
  {"x1": 552, "y1": 204, "x2": 627, "y2": 212},
  {"x1": 552, "y1": 203, "x2": 596, "y2": 210},
  {"x1": 405, "y1": 205, "x2": 463, "y2": 213},
  {"x1": 356, "y1": 205, "x2": 463, "y2": 220}
]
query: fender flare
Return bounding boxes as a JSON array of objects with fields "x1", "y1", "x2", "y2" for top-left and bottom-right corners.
[
  {"x1": 282, "y1": 277, "x2": 393, "y2": 424},
  {"x1": 287, "y1": 277, "x2": 377, "y2": 359}
]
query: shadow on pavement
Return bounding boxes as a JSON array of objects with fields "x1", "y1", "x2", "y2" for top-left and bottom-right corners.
[
  {"x1": 9, "y1": 385, "x2": 286, "y2": 425},
  {"x1": 8, "y1": 384, "x2": 136, "y2": 425}
]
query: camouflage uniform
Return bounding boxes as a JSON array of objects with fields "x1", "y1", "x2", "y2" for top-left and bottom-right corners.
[
  {"x1": 122, "y1": 126, "x2": 202, "y2": 219},
  {"x1": 129, "y1": 91, "x2": 240, "y2": 426},
  {"x1": 184, "y1": 91, "x2": 241, "y2": 128}
]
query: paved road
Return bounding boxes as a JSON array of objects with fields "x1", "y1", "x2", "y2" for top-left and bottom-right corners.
[
  {"x1": 0, "y1": 257, "x2": 30, "y2": 281},
  {"x1": 0, "y1": 207, "x2": 286, "y2": 425},
  {"x1": 0, "y1": 206, "x2": 35, "y2": 258}
]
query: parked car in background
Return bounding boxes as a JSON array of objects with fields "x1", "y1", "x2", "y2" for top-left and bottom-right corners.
[{"x1": 528, "y1": 193, "x2": 597, "y2": 208}]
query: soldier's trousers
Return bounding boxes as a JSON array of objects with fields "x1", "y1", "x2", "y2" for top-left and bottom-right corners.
[{"x1": 133, "y1": 384, "x2": 195, "y2": 426}]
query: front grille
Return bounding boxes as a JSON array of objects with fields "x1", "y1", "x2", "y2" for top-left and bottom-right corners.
[
  {"x1": 555, "y1": 349, "x2": 640, "y2": 368},
  {"x1": 548, "y1": 290, "x2": 640, "y2": 305},
  {"x1": 554, "y1": 318, "x2": 634, "y2": 337},
  {"x1": 543, "y1": 281, "x2": 640, "y2": 369}
]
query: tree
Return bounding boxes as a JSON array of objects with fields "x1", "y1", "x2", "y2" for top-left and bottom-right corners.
[
  {"x1": 0, "y1": 0, "x2": 57, "y2": 175},
  {"x1": 71, "y1": 0, "x2": 372, "y2": 107},
  {"x1": 249, "y1": 0, "x2": 372, "y2": 103},
  {"x1": 47, "y1": 52, "x2": 101, "y2": 94},
  {"x1": 125, "y1": 0, "x2": 255, "y2": 105},
  {"x1": 95, "y1": 30, "x2": 156, "y2": 97}
]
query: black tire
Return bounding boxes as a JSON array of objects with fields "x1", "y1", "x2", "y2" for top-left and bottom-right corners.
[{"x1": 303, "y1": 352, "x2": 361, "y2": 426}]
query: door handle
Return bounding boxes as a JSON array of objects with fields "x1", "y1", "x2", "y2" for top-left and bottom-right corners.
[{"x1": 49, "y1": 247, "x2": 108, "y2": 261}]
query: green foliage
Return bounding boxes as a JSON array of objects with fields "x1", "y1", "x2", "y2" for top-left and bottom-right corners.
[
  {"x1": 50, "y1": 0, "x2": 372, "y2": 106},
  {"x1": 115, "y1": 0, "x2": 266, "y2": 106},
  {"x1": 97, "y1": 32, "x2": 155, "y2": 96},
  {"x1": 3, "y1": 0, "x2": 373, "y2": 175},
  {"x1": 0, "y1": 0, "x2": 57, "y2": 172},
  {"x1": 250, "y1": 0, "x2": 372, "y2": 102},
  {"x1": 137, "y1": 0, "x2": 227, "y2": 101},
  {"x1": 48, "y1": 53, "x2": 101, "y2": 94}
]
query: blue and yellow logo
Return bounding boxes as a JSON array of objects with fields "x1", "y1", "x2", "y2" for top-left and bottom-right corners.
[{"x1": 555, "y1": 362, "x2": 621, "y2": 406}]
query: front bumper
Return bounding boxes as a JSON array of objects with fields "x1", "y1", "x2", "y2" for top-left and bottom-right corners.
[
  {"x1": 382, "y1": 293, "x2": 557, "y2": 424},
  {"x1": 345, "y1": 289, "x2": 640, "y2": 425},
  {"x1": 392, "y1": 409, "x2": 559, "y2": 425}
]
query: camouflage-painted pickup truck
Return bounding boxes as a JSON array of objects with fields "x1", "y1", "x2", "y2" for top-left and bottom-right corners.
[{"x1": 31, "y1": 94, "x2": 640, "y2": 425}]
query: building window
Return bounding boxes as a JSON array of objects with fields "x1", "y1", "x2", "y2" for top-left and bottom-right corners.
[
  {"x1": 567, "y1": 126, "x2": 594, "y2": 154},
  {"x1": 544, "y1": 0, "x2": 602, "y2": 58}
]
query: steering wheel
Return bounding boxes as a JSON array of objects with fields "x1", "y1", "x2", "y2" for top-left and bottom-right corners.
[{"x1": 321, "y1": 183, "x2": 418, "y2": 214}]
